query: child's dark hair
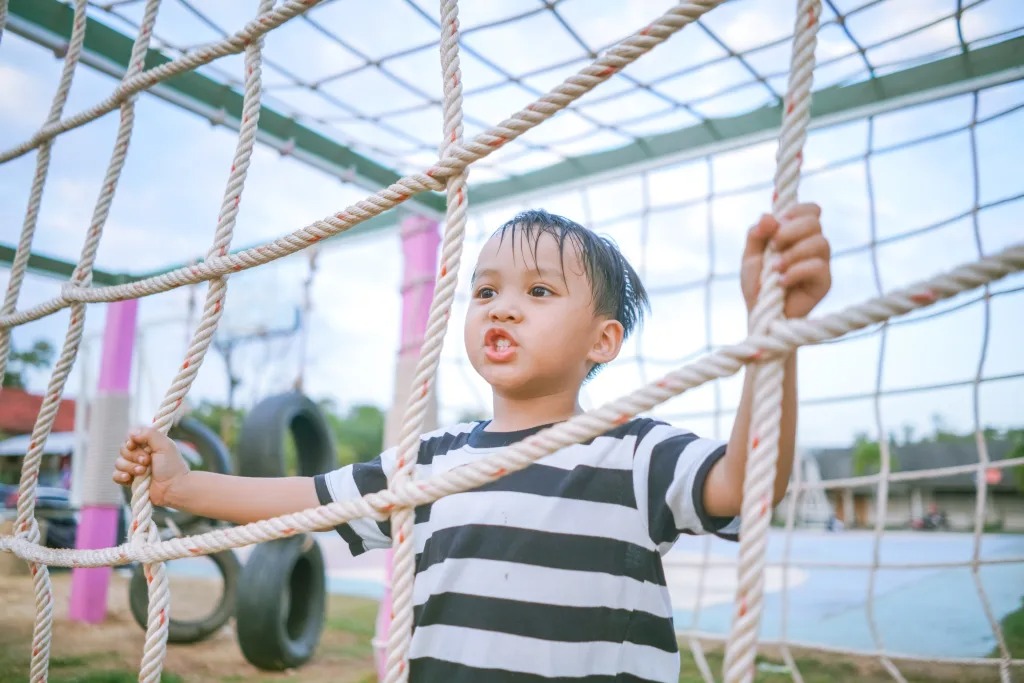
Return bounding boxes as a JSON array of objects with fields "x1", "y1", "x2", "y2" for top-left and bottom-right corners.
[{"x1": 494, "y1": 209, "x2": 650, "y2": 379}]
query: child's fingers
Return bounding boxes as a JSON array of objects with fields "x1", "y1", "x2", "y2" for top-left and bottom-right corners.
[
  {"x1": 770, "y1": 214, "x2": 821, "y2": 252},
  {"x1": 113, "y1": 456, "x2": 146, "y2": 484},
  {"x1": 774, "y1": 234, "x2": 830, "y2": 273},
  {"x1": 779, "y1": 257, "x2": 831, "y2": 290},
  {"x1": 742, "y1": 214, "x2": 778, "y2": 261},
  {"x1": 119, "y1": 442, "x2": 149, "y2": 465},
  {"x1": 126, "y1": 426, "x2": 173, "y2": 453},
  {"x1": 782, "y1": 202, "x2": 822, "y2": 220}
]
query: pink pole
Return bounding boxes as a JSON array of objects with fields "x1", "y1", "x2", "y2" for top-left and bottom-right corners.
[
  {"x1": 69, "y1": 298, "x2": 138, "y2": 622},
  {"x1": 375, "y1": 215, "x2": 440, "y2": 677}
]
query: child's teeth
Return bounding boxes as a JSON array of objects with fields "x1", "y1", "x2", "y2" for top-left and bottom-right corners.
[{"x1": 496, "y1": 339, "x2": 510, "y2": 349}]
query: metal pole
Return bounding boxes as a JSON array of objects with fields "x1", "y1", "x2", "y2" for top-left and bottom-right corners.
[{"x1": 69, "y1": 298, "x2": 137, "y2": 622}]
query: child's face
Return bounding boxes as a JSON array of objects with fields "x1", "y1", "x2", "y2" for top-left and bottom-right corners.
[{"x1": 464, "y1": 229, "x2": 613, "y2": 399}]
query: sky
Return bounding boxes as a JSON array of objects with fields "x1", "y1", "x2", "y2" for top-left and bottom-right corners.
[{"x1": 1, "y1": 0, "x2": 1023, "y2": 452}]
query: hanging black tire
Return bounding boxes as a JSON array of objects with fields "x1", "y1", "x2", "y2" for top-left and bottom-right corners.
[
  {"x1": 235, "y1": 535, "x2": 326, "y2": 671},
  {"x1": 122, "y1": 415, "x2": 233, "y2": 532},
  {"x1": 235, "y1": 391, "x2": 336, "y2": 478},
  {"x1": 128, "y1": 548, "x2": 241, "y2": 644}
]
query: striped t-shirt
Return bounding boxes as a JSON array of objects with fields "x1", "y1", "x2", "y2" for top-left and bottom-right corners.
[{"x1": 314, "y1": 417, "x2": 740, "y2": 682}]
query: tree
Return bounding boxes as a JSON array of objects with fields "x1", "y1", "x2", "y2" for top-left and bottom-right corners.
[
  {"x1": 190, "y1": 400, "x2": 246, "y2": 451},
  {"x1": 2, "y1": 339, "x2": 54, "y2": 389},
  {"x1": 851, "y1": 432, "x2": 899, "y2": 476},
  {"x1": 1010, "y1": 432, "x2": 1024, "y2": 495},
  {"x1": 320, "y1": 400, "x2": 385, "y2": 466}
]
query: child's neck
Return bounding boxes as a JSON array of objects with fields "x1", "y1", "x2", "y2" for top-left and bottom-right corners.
[{"x1": 487, "y1": 387, "x2": 581, "y2": 433}]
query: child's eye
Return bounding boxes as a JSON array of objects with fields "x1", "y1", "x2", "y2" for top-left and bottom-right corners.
[
  {"x1": 529, "y1": 286, "x2": 552, "y2": 297},
  {"x1": 475, "y1": 286, "x2": 496, "y2": 299}
]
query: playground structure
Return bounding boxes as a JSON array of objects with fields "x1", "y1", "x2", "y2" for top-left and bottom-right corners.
[{"x1": 1, "y1": 1, "x2": 1023, "y2": 682}]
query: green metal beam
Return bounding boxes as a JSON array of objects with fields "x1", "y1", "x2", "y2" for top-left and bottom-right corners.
[
  {"x1": 4, "y1": 0, "x2": 1022, "y2": 283},
  {"x1": 0, "y1": 243, "x2": 134, "y2": 286},
  {"x1": 5, "y1": 0, "x2": 447, "y2": 223},
  {"x1": 469, "y1": 35, "x2": 1024, "y2": 205}
]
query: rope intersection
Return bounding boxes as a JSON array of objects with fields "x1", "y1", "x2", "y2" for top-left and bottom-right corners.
[{"x1": 0, "y1": 1, "x2": 1021, "y2": 681}]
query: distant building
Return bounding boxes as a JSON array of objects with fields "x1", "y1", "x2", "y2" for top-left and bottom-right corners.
[
  {"x1": 796, "y1": 440, "x2": 1023, "y2": 532},
  {"x1": 0, "y1": 388, "x2": 77, "y2": 436}
]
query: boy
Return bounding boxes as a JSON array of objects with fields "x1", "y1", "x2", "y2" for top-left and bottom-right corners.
[{"x1": 115, "y1": 205, "x2": 830, "y2": 681}]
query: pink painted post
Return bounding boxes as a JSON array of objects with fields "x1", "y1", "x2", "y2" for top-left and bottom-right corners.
[
  {"x1": 69, "y1": 298, "x2": 138, "y2": 622},
  {"x1": 375, "y1": 215, "x2": 440, "y2": 677}
]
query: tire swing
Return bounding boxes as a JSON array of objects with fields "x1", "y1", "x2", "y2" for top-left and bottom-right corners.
[
  {"x1": 235, "y1": 391, "x2": 336, "y2": 477},
  {"x1": 235, "y1": 534, "x2": 327, "y2": 671},
  {"x1": 234, "y1": 392, "x2": 334, "y2": 670},
  {"x1": 126, "y1": 415, "x2": 241, "y2": 643},
  {"x1": 128, "y1": 548, "x2": 242, "y2": 644}
]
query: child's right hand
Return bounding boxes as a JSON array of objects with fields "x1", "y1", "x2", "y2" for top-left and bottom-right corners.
[{"x1": 113, "y1": 426, "x2": 190, "y2": 507}]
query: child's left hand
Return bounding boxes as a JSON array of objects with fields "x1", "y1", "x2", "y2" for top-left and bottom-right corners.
[{"x1": 741, "y1": 202, "x2": 831, "y2": 319}]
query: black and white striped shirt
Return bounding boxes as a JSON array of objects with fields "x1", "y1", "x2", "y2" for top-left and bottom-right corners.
[{"x1": 314, "y1": 417, "x2": 739, "y2": 682}]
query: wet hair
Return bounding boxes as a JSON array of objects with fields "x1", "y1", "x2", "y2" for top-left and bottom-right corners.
[{"x1": 491, "y1": 209, "x2": 650, "y2": 380}]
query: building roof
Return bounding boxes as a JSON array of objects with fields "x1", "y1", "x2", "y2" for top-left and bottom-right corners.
[
  {"x1": 811, "y1": 440, "x2": 1020, "y2": 493},
  {"x1": 0, "y1": 388, "x2": 76, "y2": 436},
  {"x1": 0, "y1": 431, "x2": 77, "y2": 457}
]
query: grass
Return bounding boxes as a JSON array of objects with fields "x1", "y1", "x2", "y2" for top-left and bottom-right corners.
[
  {"x1": 3, "y1": 593, "x2": 1020, "y2": 683},
  {"x1": 994, "y1": 595, "x2": 1024, "y2": 658}
]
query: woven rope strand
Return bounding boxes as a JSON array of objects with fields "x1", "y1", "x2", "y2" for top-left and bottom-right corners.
[
  {"x1": 384, "y1": 0, "x2": 470, "y2": 679},
  {"x1": 11, "y1": 2, "x2": 162, "y2": 680},
  {"x1": 128, "y1": 2, "x2": 271, "y2": 678},
  {"x1": 0, "y1": 1, "x2": 1019, "y2": 679},
  {"x1": 0, "y1": 0, "x2": 88, "y2": 389},
  {"x1": 0, "y1": 1, "x2": 727, "y2": 333},
  {"x1": 723, "y1": 2, "x2": 819, "y2": 681},
  {"x1": 2, "y1": 243, "x2": 1019, "y2": 572},
  {"x1": 0, "y1": 0, "x2": 328, "y2": 165}
]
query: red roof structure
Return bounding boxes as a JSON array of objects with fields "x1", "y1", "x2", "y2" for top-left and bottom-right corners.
[{"x1": 0, "y1": 388, "x2": 76, "y2": 435}]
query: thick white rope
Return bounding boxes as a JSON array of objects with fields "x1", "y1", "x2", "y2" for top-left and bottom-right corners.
[
  {"x1": 1, "y1": 1, "x2": 1021, "y2": 679},
  {"x1": 0, "y1": 0, "x2": 87, "y2": 390},
  {"x1": 0, "y1": 0, "x2": 329, "y2": 165},
  {"x1": 860, "y1": 114, "x2": 905, "y2": 683},
  {"x1": 0, "y1": 1, "x2": 728, "y2": 332},
  {"x1": 8, "y1": 2, "x2": 161, "y2": 680},
  {"x1": 723, "y1": 2, "x2": 819, "y2": 681},
  {"x1": 2, "y1": 242, "x2": 1021, "y2": 575},
  {"x1": 128, "y1": 2, "x2": 270, "y2": 679},
  {"x1": 965, "y1": 91, "x2": 1013, "y2": 683},
  {"x1": 384, "y1": 0, "x2": 469, "y2": 679}
]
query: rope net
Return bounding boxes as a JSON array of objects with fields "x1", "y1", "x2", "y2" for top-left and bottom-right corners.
[
  {"x1": 0, "y1": 1, "x2": 1022, "y2": 682},
  {"x1": 439, "y1": 78, "x2": 1024, "y2": 682}
]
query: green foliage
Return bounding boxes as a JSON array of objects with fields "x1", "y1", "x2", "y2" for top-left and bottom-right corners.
[
  {"x1": 2, "y1": 339, "x2": 54, "y2": 389},
  {"x1": 1010, "y1": 431, "x2": 1024, "y2": 495},
  {"x1": 189, "y1": 400, "x2": 246, "y2": 451},
  {"x1": 184, "y1": 398, "x2": 384, "y2": 471},
  {"x1": 50, "y1": 673, "x2": 183, "y2": 683},
  {"x1": 320, "y1": 400, "x2": 385, "y2": 466},
  {"x1": 850, "y1": 432, "x2": 898, "y2": 475},
  {"x1": 994, "y1": 596, "x2": 1024, "y2": 658}
]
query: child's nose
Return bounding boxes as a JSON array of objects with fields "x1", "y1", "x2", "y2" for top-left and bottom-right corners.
[{"x1": 488, "y1": 301, "x2": 522, "y2": 322}]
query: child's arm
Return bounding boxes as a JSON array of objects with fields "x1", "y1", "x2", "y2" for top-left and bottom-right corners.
[
  {"x1": 703, "y1": 203, "x2": 831, "y2": 517},
  {"x1": 113, "y1": 426, "x2": 320, "y2": 525}
]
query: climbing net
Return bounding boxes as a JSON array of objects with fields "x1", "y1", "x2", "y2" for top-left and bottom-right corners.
[
  {"x1": 0, "y1": 2, "x2": 1022, "y2": 683},
  {"x1": 439, "y1": 73, "x2": 1024, "y2": 680}
]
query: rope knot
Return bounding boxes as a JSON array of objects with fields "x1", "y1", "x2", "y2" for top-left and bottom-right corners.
[{"x1": 59, "y1": 283, "x2": 86, "y2": 303}]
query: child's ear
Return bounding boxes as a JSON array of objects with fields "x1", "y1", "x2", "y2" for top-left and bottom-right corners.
[{"x1": 588, "y1": 319, "x2": 625, "y2": 366}]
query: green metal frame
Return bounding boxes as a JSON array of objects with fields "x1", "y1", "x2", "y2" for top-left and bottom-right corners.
[
  {"x1": 5, "y1": 0, "x2": 448, "y2": 217},
  {"x1": 3, "y1": 0, "x2": 1023, "y2": 284}
]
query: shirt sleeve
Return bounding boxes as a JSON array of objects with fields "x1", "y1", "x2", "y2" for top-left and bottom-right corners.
[
  {"x1": 631, "y1": 421, "x2": 740, "y2": 552},
  {"x1": 313, "y1": 446, "x2": 398, "y2": 556}
]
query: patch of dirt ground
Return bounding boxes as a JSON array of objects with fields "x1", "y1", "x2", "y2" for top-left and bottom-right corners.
[{"x1": 0, "y1": 569, "x2": 378, "y2": 682}]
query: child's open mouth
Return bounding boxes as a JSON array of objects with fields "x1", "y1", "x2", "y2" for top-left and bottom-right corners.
[{"x1": 484, "y1": 329, "x2": 517, "y2": 362}]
